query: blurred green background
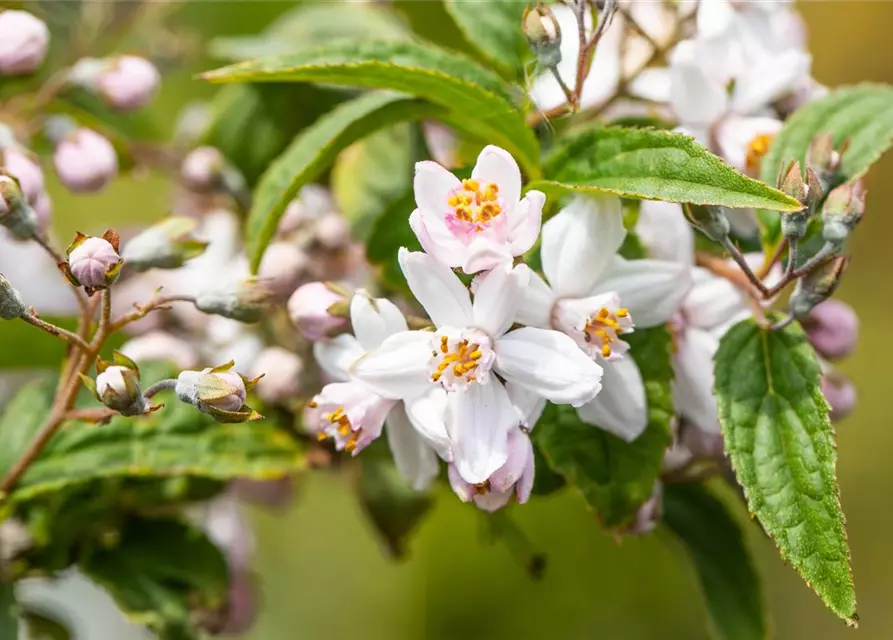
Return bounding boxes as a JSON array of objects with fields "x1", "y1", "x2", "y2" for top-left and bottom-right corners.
[{"x1": 9, "y1": 2, "x2": 893, "y2": 639}]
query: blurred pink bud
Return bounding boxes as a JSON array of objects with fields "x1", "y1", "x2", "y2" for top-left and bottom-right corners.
[
  {"x1": 96, "y1": 55, "x2": 160, "y2": 110},
  {"x1": 181, "y1": 146, "x2": 225, "y2": 192},
  {"x1": 121, "y1": 331, "x2": 200, "y2": 369},
  {"x1": 67, "y1": 235, "x2": 122, "y2": 289},
  {"x1": 287, "y1": 282, "x2": 348, "y2": 340},
  {"x1": 3, "y1": 147, "x2": 45, "y2": 203},
  {"x1": 804, "y1": 300, "x2": 859, "y2": 361},
  {"x1": 53, "y1": 129, "x2": 118, "y2": 192},
  {"x1": 823, "y1": 375, "x2": 856, "y2": 422},
  {"x1": 258, "y1": 242, "x2": 308, "y2": 299},
  {"x1": 277, "y1": 185, "x2": 334, "y2": 235},
  {"x1": 33, "y1": 192, "x2": 52, "y2": 231},
  {"x1": 315, "y1": 212, "x2": 351, "y2": 249},
  {"x1": 0, "y1": 11, "x2": 49, "y2": 75},
  {"x1": 219, "y1": 568, "x2": 257, "y2": 636},
  {"x1": 249, "y1": 347, "x2": 303, "y2": 404}
]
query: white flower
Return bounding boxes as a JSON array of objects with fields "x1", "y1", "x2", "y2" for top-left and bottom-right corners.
[
  {"x1": 309, "y1": 292, "x2": 446, "y2": 490},
  {"x1": 409, "y1": 145, "x2": 545, "y2": 274},
  {"x1": 350, "y1": 249, "x2": 603, "y2": 484},
  {"x1": 516, "y1": 195, "x2": 691, "y2": 441}
]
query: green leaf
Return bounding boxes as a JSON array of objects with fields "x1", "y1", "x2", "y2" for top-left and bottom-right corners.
[
  {"x1": 714, "y1": 318, "x2": 857, "y2": 623},
  {"x1": 534, "y1": 126, "x2": 802, "y2": 211},
  {"x1": 442, "y1": 0, "x2": 528, "y2": 78},
  {"x1": 243, "y1": 91, "x2": 446, "y2": 271},
  {"x1": 663, "y1": 483, "x2": 767, "y2": 640},
  {"x1": 759, "y1": 83, "x2": 893, "y2": 246},
  {"x1": 533, "y1": 327, "x2": 674, "y2": 529},
  {"x1": 23, "y1": 609, "x2": 72, "y2": 640},
  {"x1": 80, "y1": 517, "x2": 229, "y2": 639},
  {"x1": 331, "y1": 123, "x2": 416, "y2": 240},
  {"x1": 210, "y1": 2, "x2": 408, "y2": 61},
  {"x1": 0, "y1": 379, "x2": 56, "y2": 481},
  {"x1": 0, "y1": 581, "x2": 18, "y2": 640},
  {"x1": 201, "y1": 40, "x2": 540, "y2": 176}
]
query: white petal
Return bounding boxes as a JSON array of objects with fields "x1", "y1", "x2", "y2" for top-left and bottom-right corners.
[
  {"x1": 506, "y1": 381, "x2": 547, "y2": 430},
  {"x1": 514, "y1": 264, "x2": 557, "y2": 329},
  {"x1": 472, "y1": 264, "x2": 529, "y2": 337},
  {"x1": 683, "y1": 268, "x2": 749, "y2": 331},
  {"x1": 591, "y1": 257, "x2": 692, "y2": 328},
  {"x1": 385, "y1": 404, "x2": 440, "y2": 491},
  {"x1": 669, "y1": 40, "x2": 728, "y2": 126},
  {"x1": 635, "y1": 200, "x2": 694, "y2": 267},
  {"x1": 696, "y1": 0, "x2": 736, "y2": 39},
  {"x1": 673, "y1": 328, "x2": 721, "y2": 434},
  {"x1": 350, "y1": 293, "x2": 408, "y2": 352},
  {"x1": 409, "y1": 209, "x2": 463, "y2": 269},
  {"x1": 447, "y1": 381, "x2": 516, "y2": 484},
  {"x1": 471, "y1": 145, "x2": 521, "y2": 216},
  {"x1": 495, "y1": 327, "x2": 603, "y2": 407},
  {"x1": 414, "y1": 160, "x2": 460, "y2": 217},
  {"x1": 714, "y1": 116, "x2": 783, "y2": 172},
  {"x1": 350, "y1": 330, "x2": 433, "y2": 399},
  {"x1": 575, "y1": 358, "x2": 648, "y2": 441},
  {"x1": 460, "y1": 235, "x2": 514, "y2": 274},
  {"x1": 508, "y1": 191, "x2": 545, "y2": 255},
  {"x1": 404, "y1": 389, "x2": 453, "y2": 461},
  {"x1": 732, "y1": 49, "x2": 812, "y2": 115},
  {"x1": 542, "y1": 195, "x2": 626, "y2": 297},
  {"x1": 628, "y1": 67, "x2": 672, "y2": 103},
  {"x1": 489, "y1": 428, "x2": 531, "y2": 493},
  {"x1": 398, "y1": 248, "x2": 472, "y2": 328},
  {"x1": 313, "y1": 335, "x2": 363, "y2": 381}
]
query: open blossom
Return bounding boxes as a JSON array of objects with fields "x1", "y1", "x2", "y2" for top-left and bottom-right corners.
[
  {"x1": 307, "y1": 293, "x2": 447, "y2": 490},
  {"x1": 409, "y1": 145, "x2": 544, "y2": 274},
  {"x1": 516, "y1": 195, "x2": 690, "y2": 440},
  {"x1": 448, "y1": 427, "x2": 534, "y2": 512},
  {"x1": 350, "y1": 249, "x2": 603, "y2": 484}
]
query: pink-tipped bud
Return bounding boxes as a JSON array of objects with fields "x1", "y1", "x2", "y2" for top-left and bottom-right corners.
[
  {"x1": 0, "y1": 11, "x2": 49, "y2": 75},
  {"x1": 258, "y1": 242, "x2": 309, "y2": 299},
  {"x1": 53, "y1": 129, "x2": 118, "y2": 193},
  {"x1": 804, "y1": 300, "x2": 859, "y2": 361},
  {"x1": 181, "y1": 146, "x2": 225, "y2": 192},
  {"x1": 2, "y1": 146, "x2": 45, "y2": 204},
  {"x1": 822, "y1": 374, "x2": 856, "y2": 422},
  {"x1": 66, "y1": 232, "x2": 123, "y2": 292},
  {"x1": 95, "y1": 55, "x2": 160, "y2": 110},
  {"x1": 249, "y1": 347, "x2": 304, "y2": 404},
  {"x1": 315, "y1": 213, "x2": 351, "y2": 249},
  {"x1": 175, "y1": 362, "x2": 262, "y2": 423},
  {"x1": 287, "y1": 282, "x2": 348, "y2": 340}
]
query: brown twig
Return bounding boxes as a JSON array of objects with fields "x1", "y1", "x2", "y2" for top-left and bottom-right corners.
[
  {"x1": 18, "y1": 312, "x2": 90, "y2": 351},
  {"x1": 64, "y1": 407, "x2": 119, "y2": 423},
  {"x1": 108, "y1": 293, "x2": 195, "y2": 333}
]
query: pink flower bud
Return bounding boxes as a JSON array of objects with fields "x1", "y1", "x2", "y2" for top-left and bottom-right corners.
[
  {"x1": 249, "y1": 347, "x2": 303, "y2": 404},
  {"x1": 3, "y1": 147, "x2": 45, "y2": 203},
  {"x1": 822, "y1": 374, "x2": 856, "y2": 422},
  {"x1": 33, "y1": 192, "x2": 52, "y2": 232},
  {"x1": 67, "y1": 235, "x2": 122, "y2": 290},
  {"x1": 53, "y1": 129, "x2": 118, "y2": 193},
  {"x1": 258, "y1": 241, "x2": 308, "y2": 299},
  {"x1": 0, "y1": 11, "x2": 49, "y2": 75},
  {"x1": 804, "y1": 300, "x2": 858, "y2": 361},
  {"x1": 315, "y1": 212, "x2": 351, "y2": 249},
  {"x1": 287, "y1": 282, "x2": 348, "y2": 340},
  {"x1": 175, "y1": 363, "x2": 263, "y2": 423},
  {"x1": 181, "y1": 146, "x2": 225, "y2": 192},
  {"x1": 96, "y1": 55, "x2": 160, "y2": 110}
]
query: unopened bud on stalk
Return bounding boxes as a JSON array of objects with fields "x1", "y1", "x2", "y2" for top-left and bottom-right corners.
[
  {"x1": 823, "y1": 373, "x2": 856, "y2": 421},
  {"x1": 523, "y1": 4, "x2": 562, "y2": 68},
  {"x1": 314, "y1": 213, "x2": 351, "y2": 249},
  {"x1": 257, "y1": 241, "x2": 308, "y2": 299},
  {"x1": 180, "y1": 146, "x2": 249, "y2": 207},
  {"x1": 52, "y1": 127, "x2": 119, "y2": 193},
  {"x1": 70, "y1": 55, "x2": 160, "y2": 111},
  {"x1": 778, "y1": 161, "x2": 812, "y2": 240},
  {"x1": 249, "y1": 347, "x2": 304, "y2": 404},
  {"x1": 81, "y1": 352, "x2": 148, "y2": 416},
  {"x1": 287, "y1": 281, "x2": 349, "y2": 340},
  {"x1": 175, "y1": 361, "x2": 263, "y2": 423},
  {"x1": 682, "y1": 204, "x2": 730, "y2": 242},
  {"x1": 0, "y1": 10, "x2": 49, "y2": 76},
  {"x1": 1, "y1": 143, "x2": 45, "y2": 204},
  {"x1": 62, "y1": 230, "x2": 124, "y2": 295},
  {"x1": 122, "y1": 216, "x2": 208, "y2": 271},
  {"x1": 194, "y1": 277, "x2": 275, "y2": 323},
  {"x1": 789, "y1": 255, "x2": 848, "y2": 318},
  {"x1": 822, "y1": 181, "x2": 865, "y2": 247},
  {"x1": 0, "y1": 174, "x2": 39, "y2": 239},
  {"x1": 803, "y1": 300, "x2": 859, "y2": 361},
  {"x1": 0, "y1": 273, "x2": 25, "y2": 320}
]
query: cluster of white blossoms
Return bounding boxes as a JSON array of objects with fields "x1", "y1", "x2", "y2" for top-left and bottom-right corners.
[{"x1": 303, "y1": 146, "x2": 691, "y2": 511}]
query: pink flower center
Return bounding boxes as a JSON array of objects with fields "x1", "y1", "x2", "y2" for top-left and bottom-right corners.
[
  {"x1": 447, "y1": 179, "x2": 503, "y2": 232},
  {"x1": 583, "y1": 306, "x2": 633, "y2": 359}
]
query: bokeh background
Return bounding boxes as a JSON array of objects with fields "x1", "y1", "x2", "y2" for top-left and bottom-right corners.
[{"x1": 3, "y1": 2, "x2": 893, "y2": 639}]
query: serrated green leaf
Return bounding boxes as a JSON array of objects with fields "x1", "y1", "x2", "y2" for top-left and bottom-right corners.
[
  {"x1": 759, "y1": 83, "x2": 893, "y2": 247},
  {"x1": 201, "y1": 40, "x2": 540, "y2": 177},
  {"x1": 0, "y1": 581, "x2": 18, "y2": 640},
  {"x1": 0, "y1": 379, "x2": 56, "y2": 481},
  {"x1": 533, "y1": 327, "x2": 674, "y2": 528},
  {"x1": 663, "y1": 483, "x2": 767, "y2": 640},
  {"x1": 210, "y1": 2, "x2": 408, "y2": 61},
  {"x1": 442, "y1": 0, "x2": 528, "y2": 78},
  {"x1": 533, "y1": 126, "x2": 802, "y2": 212},
  {"x1": 714, "y1": 318, "x2": 856, "y2": 623},
  {"x1": 80, "y1": 517, "x2": 228, "y2": 639}
]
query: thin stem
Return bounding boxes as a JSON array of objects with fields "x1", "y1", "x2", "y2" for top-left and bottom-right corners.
[
  {"x1": 757, "y1": 238, "x2": 788, "y2": 279},
  {"x1": 763, "y1": 241, "x2": 836, "y2": 299},
  {"x1": 770, "y1": 313, "x2": 796, "y2": 332},
  {"x1": 785, "y1": 238, "x2": 799, "y2": 279},
  {"x1": 720, "y1": 237, "x2": 771, "y2": 297},
  {"x1": 548, "y1": 66, "x2": 575, "y2": 105},
  {"x1": 108, "y1": 294, "x2": 195, "y2": 333},
  {"x1": 64, "y1": 407, "x2": 119, "y2": 423},
  {"x1": 99, "y1": 289, "x2": 111, "y2": 336},
  {"x1": 17, "y1": 312, "x2": 90, "y2": 351},
  {"x1": 144, "y1": 379, "x2": 178, "y2": 400}
]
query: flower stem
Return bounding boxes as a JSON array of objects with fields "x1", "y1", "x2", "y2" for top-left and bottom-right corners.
[
  {"x1": 17, "y1": 312, "x2": 91, "y2": 351},
  {"x1": 144, "y1": 378, "x2": 178, "y2": 400},
  {"x1": 108, "y1": 294, "x2": 195, "y2": 333},
  {"x1": 720, "y1": 237, "x2": 771, "y2": 297}
]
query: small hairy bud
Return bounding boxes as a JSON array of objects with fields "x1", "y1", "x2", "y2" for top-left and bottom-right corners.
[
  {"x1": 823, "y1": 374, "x2": 856, "y2": 422},
  {"x1": 53, "y1": 128, "x2": 119, "y2": 193},
  {"x1": 194, "y1": 277, "x2": 275, "y2": 324},
  {"x1": 122, "y1": 216, "x2": 208, "y2": 271},
  {"x1": 70, "y1": 55, "x2": 160, "y2": 110},
  {"x1": 249, "y1": 347, "x2": 304, "y2": 404},
  {"x1": 0, "y1": 10, "x2": 49, "y2": 75},
  {"x1": 822, "y1": 181, "x2": 865, "y2": 247},
  {"x1": 0, "y1": 273, "x2": 26, "y2": 320},
  {"x1": 777, "y1": 161, "x2": 813, "y2": 240},
  {"x1": 181, "y1": 146, "x2": 225, "y2": 192},
  {"x1": 803, "y1": 300, "x2": 859, "y2": 361},
  {"x1": 682, "y1": 203, "x2": 730, "y2": 242},
  {"x1": 523, "y1": 4, "x2": 562, "y2": 68},
  {"x1": 789, "y1": 255, "x2": 848, "y2": 318},
  {"x1": 63, "y1": 231, "x2": 123, "y2": 294},
  {"x1": 84, "y1": 352, "x2": 147, "y2": 416},
  {"x1": 175, "y1": 361, "x2": 263, "y2": 423},
  {"x1": 2, "y1": 145, "x2": 45, "y2": 204},
  {"x1": 0, "y1": 174, "x2": 39, "y2": 240},
  {"x1": 287, "y1": 281, "x2": 349, "y2": 340}
]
